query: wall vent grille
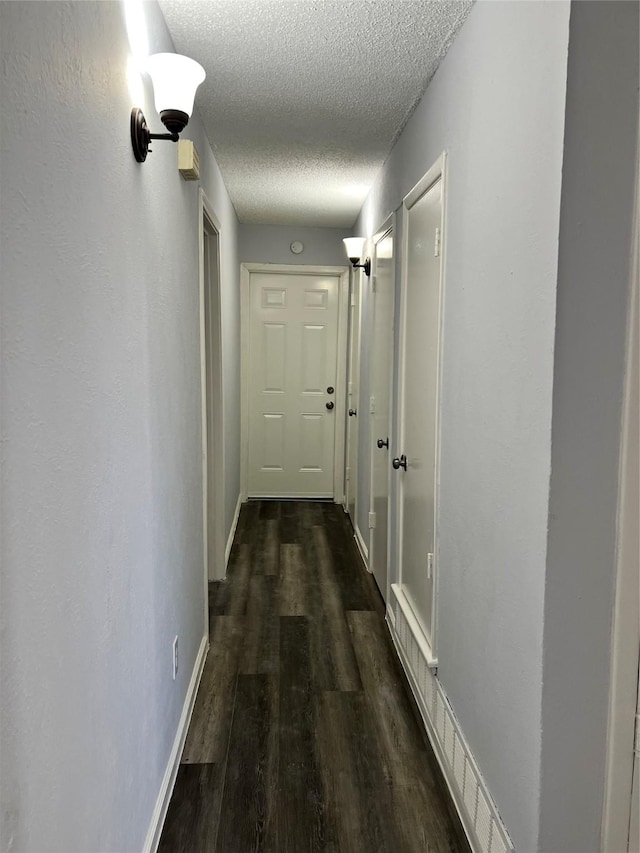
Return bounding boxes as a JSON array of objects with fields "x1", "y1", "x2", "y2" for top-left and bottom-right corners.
[
  {"x1": 463, "y1": 759, "x2": 479, "y2": 826},
  {"x1": 476, "y1": 790, "x2": 493, "y2": 852},
  {"x1": 389, "y1": 588, "x2": 514, "y2": 853},
  {"x1": 453, "y1": 732, "x2": 466, "y2": 791}
]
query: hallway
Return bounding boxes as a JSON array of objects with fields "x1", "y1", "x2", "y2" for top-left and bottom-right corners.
[{"x1": 158, "y1": 501, "x2": 468, "y2": 853}]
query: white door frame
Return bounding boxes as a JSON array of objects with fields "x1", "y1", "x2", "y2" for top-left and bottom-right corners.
[
  {"x1": 198, "y1": 189, "x2": 226, "y2": 641},
  {"x1": 240, "y1": 263, "x2": 349, "y2": 503},
  {"x1": 348, "y1": 265, "x2": 368, "y2": 562},
  {"x1": 344, "y1": 268, "x2": 362, "y2": 519},
  {"x1": 394, "y1": 152, "x2": 448, "y2": 666},
  {"x1": 601, "y1": 149, "x2": 639, "y2": 852},
  {"x1": 368, "y1": 213, "x2": 396, "y2": 603}
]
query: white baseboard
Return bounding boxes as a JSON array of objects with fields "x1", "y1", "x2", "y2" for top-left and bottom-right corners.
[
  {"x1": 387, "y1": 597, "x2": 514, "y2": 853},
  {"x1": 143, "y1": 634, "x2": 209, "y2": 853},
  {"x1": 225, "y1": 493, "x2": 243, "y2": 567},
  {"x1": 353, "y1": 524, "x2": 369, "y2": 567}
]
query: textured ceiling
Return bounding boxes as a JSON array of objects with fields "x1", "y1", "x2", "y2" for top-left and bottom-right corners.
[{"x1": 158, "y1": 0, "x2": 473, "y2": 227}]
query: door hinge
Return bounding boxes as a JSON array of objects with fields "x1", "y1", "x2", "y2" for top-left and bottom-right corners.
[
  {"x1": 370, "y1": 395, "x2": 376, "y2": 414},
  {"x1": 371, "y1": 275, "x2": 377, "y2": 293},
  {"x1": 369, "y1": 512, "x2": 376, "y2": 529},
  {"x1": 345, "y1": 467, "x2": 351, "y2": 482},
  {"x1": 434, "y1": 227, "x2": 441, "y2": 258},
  {"x1": 350, "y1": 292, "x2": 356, "y2": 307},
  {"x1": 427, "y1": 552, "x2": 434, "y2": 580},
  {"x1": 348, "y1": 381, "x2": 353, "y2": 396},
  {"x1": 634, "y1": 713, "x2": 640, "y2": 757}
]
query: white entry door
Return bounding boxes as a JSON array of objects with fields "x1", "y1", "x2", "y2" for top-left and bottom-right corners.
[
  {"x1": 395, "y1": 155, "x2": 446, "y2": 663},
  {"x1": 369, "y1": 223, "x2": 395, "y2": 600},
  {"x1": 247, "y1": 270, "x2": 341, "y2": 498}
]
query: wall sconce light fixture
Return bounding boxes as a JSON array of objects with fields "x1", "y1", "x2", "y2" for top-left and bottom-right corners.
[
  {"x1": 343, "y1": 237, "x2": 371, "y2": 276},
  {"x1": 131, "y1": 53, "x2": 206, "y2": 163}
]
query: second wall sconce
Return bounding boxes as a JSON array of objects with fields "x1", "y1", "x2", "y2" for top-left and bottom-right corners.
[
  {"x1": 131, "y1": 52, "x2": 206, "y2": 163},
  {"x1": 343, "y1": 237, "x2": 371, "y2": 276}
]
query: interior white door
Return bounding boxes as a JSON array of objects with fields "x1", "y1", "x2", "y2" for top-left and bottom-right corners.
[
  {"x1": 396, "y1": 161, "x2": 445, "y2": 658},
  {"x1": 345, "y1": 271, "x2": 361, "y2": 521},
  {"x1": 369, "y1": 226, "x2": 395, "y2": 600},
  {"x1": 247, "y1": 271, "x2": 340, "y2": 497}
]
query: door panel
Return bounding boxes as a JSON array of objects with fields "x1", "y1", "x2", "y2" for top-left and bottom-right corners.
[
  {"x1": 370, "y1": 227, "x2": 395, "y2": 600},
  {"x1": 261, "y1": 413, "x2": 285, "y2": 471},
  {"x1": 301, "y1": 325, "x2": 327, "y2": 392},
  {"x1": 299, "y1": 414, "x2": 324, "y2": 471},
  {"x1": 397, "y1": 169, "x2": 444, "y2": 654},
  {"x1": 262, "y1": 324, "x2": 286, "y2": 391},
  {"x1": 248, "y1": 272, "x2": 339, "y2": 497}
]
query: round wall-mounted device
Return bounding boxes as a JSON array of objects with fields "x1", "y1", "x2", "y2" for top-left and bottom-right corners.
[{"x1": 290, "y1": 241, "x2": 304, "y2": 255}]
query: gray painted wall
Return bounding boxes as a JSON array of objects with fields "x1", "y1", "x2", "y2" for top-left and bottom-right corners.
[
  {"x1": 354, "y1": 3, "x2": 571, "y2": 849},
  {"x1": 239, "y1": 223, "x2": 348, "y2": 267},
  {"x1": 0, "y1": 2, "x2": 240, "y2": 850},
  {"x1": 540, "y1": 4, "x2": 639, "y2": 850}
]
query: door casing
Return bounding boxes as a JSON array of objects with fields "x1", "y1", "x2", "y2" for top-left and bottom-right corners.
[
  {"x1": 601, "y1": 143, "x2": 639, "y2": 852},
  {"x1": 240, "y1": 263, "x2": 349, "y2": 502}
]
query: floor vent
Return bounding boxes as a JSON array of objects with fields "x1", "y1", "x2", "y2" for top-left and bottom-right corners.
[{"x1": 387, "y1": 589, "x2": 514, "y2": 853}]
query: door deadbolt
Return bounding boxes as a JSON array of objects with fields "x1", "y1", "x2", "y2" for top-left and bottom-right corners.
[
  {"x1": 348, "y1": 408, "x2": 357, "y2": 417},
  {"x1": 327, "y1": 386, "x2": 334, "y2": 394},
  {"x1": 326, "y1": 401, "x2": 334, "y2": 410},
  {"x1": 377, "y1": 437, "x2": 389, "y2": 449},
  {"x1": 392, "y1": 454, "x2": 407, "y2": 471}
]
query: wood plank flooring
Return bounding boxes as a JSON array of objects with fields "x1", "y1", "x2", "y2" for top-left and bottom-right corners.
[{"x1": 159, "y1": 501, "x2": 469, "y2": 853}]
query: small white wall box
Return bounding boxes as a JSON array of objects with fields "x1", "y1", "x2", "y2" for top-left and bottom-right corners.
[{"x1": 178, "y1": 139, "x2": 200, "y2": 180}]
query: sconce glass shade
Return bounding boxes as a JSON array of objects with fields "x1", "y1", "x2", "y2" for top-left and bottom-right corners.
[
  {"x1": 145, "y1": 53, "x2": 206, "y2": 119},
  {"x1": 343, "y1": 236, "x2": 366, "y2": 262}
]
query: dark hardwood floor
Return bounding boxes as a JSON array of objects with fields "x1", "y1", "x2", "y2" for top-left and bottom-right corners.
[{"x1": 159, "y1": 501, "x2": 469, "y2": 853}]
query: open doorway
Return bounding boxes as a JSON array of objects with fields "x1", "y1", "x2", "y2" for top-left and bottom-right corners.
[{"x1": 199, "y1": 190, "x2": 225, "y2": 605}]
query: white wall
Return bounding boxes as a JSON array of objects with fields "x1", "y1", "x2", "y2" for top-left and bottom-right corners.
[
  {"x1": 354, "y1": 3, "x2": 571, "y2": 849},
  {"x1": 539, "y1": 4, "x2": 639, "y2": 850},
  {"x1": 0, "y1": 2, "x2": 240, "y2": 850},
  {"x1": 239, "y1": 223, "x2": 348, "y2": 267}
]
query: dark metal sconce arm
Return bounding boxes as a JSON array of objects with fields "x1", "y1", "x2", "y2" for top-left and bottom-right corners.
[
  {"x1": 149, "y1": 131, "x2": 179, "y2": 142},
  {"x1": 348, "y1": 256, "x2": 371, "y2": 277},
  {"x1": 131, "y1": 107, "x2": 182, "y2": 163}
]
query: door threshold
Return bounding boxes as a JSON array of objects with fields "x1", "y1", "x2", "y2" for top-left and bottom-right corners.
[{"x1": 247, "y1": 496, "x2": 334, "y2": 502}]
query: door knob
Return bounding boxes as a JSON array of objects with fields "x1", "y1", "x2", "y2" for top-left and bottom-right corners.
[
  {"x1": 392, "y1": 454, "x2": 407, "y2": 471},
  {"x1": 327, "y1": 386, "x2": 334, "y2": 394},
  {"x1": 377, "y1": 437, "x2": 389, "y2": 449},
  {"x1": 326, "y1": 401, "x2": 334, "y2": 410},
  {"x1": 348, "y1": 408, "x2": 357, "y2": 417}
]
